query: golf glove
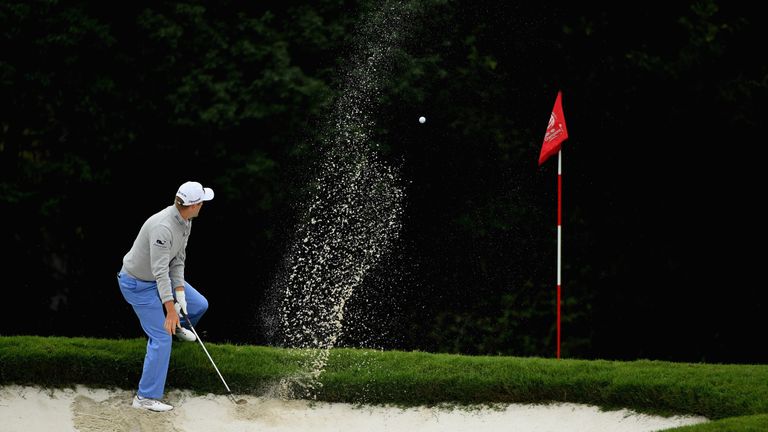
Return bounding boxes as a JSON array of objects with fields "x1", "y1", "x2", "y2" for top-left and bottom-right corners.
[{"x1": 174, "y1": 290, "x2": 188, "y2": 316}]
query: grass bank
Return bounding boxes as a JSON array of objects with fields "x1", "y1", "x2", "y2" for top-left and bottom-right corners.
[{"x1": 2, "y1": 335, "x2": 767, "y2": 430}]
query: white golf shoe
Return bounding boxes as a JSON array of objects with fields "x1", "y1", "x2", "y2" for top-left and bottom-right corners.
[
  {"x1": 132, "y1": 395, "x2": 173, "y2": 412},
  {"x1": 175, "y1": 326, "x2": 196, "y2": 342}
]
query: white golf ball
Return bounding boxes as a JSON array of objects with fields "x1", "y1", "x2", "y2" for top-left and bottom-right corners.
[{"x1": 419, "y1": 116, "x2": 426, "y2": 124}]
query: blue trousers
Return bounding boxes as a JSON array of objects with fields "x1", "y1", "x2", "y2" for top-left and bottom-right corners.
[{"x1": 117, "y1": 272, "x2": 208, "y2": 399}]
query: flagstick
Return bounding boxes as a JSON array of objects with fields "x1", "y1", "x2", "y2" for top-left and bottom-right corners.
[
  {"x1": 539, "y1": 89, "x2": 568, "y2": 359},
  {"x1": 557, "y1": 150, "x2": 562, "y2": 359}
]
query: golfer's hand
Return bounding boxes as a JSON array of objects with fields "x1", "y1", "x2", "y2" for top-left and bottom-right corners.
[
  {"x1": 163, "y1": 301, "x2": 180, "y2": 335},
  {"x1": 175, "y1": 289, "x2": 188, "y2": 316}
]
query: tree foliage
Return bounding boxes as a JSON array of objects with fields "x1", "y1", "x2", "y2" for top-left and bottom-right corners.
[{"x1": 1, "y1": 0, "x2": 764, "y2": 362}]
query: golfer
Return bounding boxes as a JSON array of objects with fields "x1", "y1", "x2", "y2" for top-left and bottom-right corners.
[{"x1": 117, "y1": 181, "x2": 214, "y2": 411}]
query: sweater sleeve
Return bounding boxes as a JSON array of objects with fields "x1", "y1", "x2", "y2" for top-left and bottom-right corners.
[
  {"x1": 149, "y1": 225, "x2": 175, "y2": 304},
  {"x1": 169, "y1": 235, "x2": 187, "y2": 290}
]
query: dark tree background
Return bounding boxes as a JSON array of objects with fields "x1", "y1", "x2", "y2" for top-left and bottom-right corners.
[{"x1": 1, "y1": 0, "x2": 765, "y2": 363}]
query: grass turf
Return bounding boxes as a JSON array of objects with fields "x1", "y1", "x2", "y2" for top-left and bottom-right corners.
[{"x1": 1, "y1": 335, "x2": 767, "y2": 430}]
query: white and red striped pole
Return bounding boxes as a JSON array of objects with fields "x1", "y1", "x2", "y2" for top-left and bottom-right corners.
[
  {"x1": 539, "y1": 89, "x2": 568, "y2": 359},
  {"x1": 557, "y1": 150, "x2": 562, "y2": 359}
]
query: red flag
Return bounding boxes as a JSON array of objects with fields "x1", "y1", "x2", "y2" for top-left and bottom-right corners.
[{"x1": 538, "y1": 90, "x2": 568, "y2": 166}]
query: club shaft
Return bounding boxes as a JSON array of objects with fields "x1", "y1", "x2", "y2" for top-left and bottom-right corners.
[{"x1": 183, "y1": 314, "x2": 233, "y2": 394}]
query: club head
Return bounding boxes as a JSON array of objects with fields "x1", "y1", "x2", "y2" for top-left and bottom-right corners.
[{"x1": 228, "y1": 394, "x2": 247, "y2": 405}]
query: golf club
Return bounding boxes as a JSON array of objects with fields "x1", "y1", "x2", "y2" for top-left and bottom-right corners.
[{"x1": 178, "y1": 308, "x2": 246, "y2": 405}]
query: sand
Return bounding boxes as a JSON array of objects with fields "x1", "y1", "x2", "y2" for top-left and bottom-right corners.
[{"x1": 0, "y1": 385, "x2": 708, "y2": 432}]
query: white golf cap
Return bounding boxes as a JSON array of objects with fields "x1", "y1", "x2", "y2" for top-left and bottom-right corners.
[{"x1": 176, "y1": 181, "x2": 214, "y2": 205}]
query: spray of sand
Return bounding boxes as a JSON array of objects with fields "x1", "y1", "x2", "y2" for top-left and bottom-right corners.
[{"x1": 267, "y1": 2, "x2": 412, "y2": 399}]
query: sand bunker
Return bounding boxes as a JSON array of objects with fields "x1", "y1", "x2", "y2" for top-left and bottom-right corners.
[{"x1": 0, "y1": 385, "x2": 707, "y2": 432}]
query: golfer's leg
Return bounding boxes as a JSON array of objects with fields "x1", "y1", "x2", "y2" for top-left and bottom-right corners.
[
  {"x1": 118, "y1": 274, "x2": 173, "y2": 399},
  {"x1": 178, "y1": 282, "x2": 208, "y2": 327},
  {"x1": 133, "y1": 300, "x2": 172, "y2": 399}
]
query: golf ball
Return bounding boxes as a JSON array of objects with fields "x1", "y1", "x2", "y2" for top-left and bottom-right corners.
[{"x1": 419, "y1": 116, "x2": 426, "y2": 123}]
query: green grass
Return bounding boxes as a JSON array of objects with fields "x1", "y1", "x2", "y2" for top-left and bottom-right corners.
[
  {"x1": 664, "y1": 414, "x2": 768, "y2": 432},
  {"x1": 2, "y1": 335, "x2": 767, "y2": 431}
]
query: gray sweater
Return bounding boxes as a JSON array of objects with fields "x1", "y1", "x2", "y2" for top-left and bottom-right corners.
[{"x1": 122, "y1": 205, "x2": 191, "y2": 304}]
